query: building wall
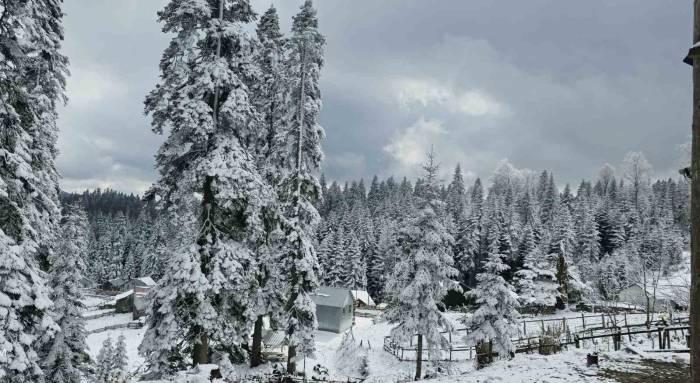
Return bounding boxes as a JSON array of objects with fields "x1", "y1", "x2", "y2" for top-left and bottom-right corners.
[{"x1": 316, "y1": 304, "x2": 353, "y2": 333}]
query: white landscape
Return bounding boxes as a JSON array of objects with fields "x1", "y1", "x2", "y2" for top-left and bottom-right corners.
[{"x1": 1, "y1": 0, "x2": 698, "y2": 383}]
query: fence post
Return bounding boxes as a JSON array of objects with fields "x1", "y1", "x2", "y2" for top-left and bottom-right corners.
[
  {"x1": 523, "y1": 322, "x2": 527, "y2": 336},
  {"x1": 581, "y1": 313, "x2": 586, "y2": 330},
  {"x1": 601, "y1": 314, "x2": 605, "y2": 329},
  {"x1": 658, "y1": 328, "x2": 664, "y2": 349}
]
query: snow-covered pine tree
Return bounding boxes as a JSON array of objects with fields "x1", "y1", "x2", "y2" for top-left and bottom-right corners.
[
  {"x1": 42, "y1": 203, "x2": 90, "y2": 383},
  {"x1": 0, "y1": 0, "x2": 68, "y2": 380},
  {"x1": 106, "y1": 212, "x2": 129, "y2": 281},
  {"x1": 384, "y1": 151, "x2": 459, "y2": 381},
  {"x1": 247, "y1": 8, "x2": 293, "y2": 367},
  {"x1": 324, "y1": 227, "x2": 345, "y2": 287},
  {"x1": 344, "y1": 230, "x2": 366, "y2": 289},
  {"x1": 453, "y1": 214, "x2": 479, "y2": 287},
  {"x1": 95, "y1": 337, "x2": 114, "y2": 383},
  {"x1": 574, "y1": 197, "x2": 600, "y2": 265},
  {"x1": 446, "y1": 164, "x2": 467, "y2": 224},
  {"x1": 140, "y1": 216, "x2": 167, "y2": 281},
  {"x1": 368, "y1": 220, "x2": 397, "y2": 302},
  {"x1": 270, "y1": 0, "x2": 326, "y2": 374},
  {"x1": 463, "y1": 211, "x2": 520, "y2": 363},
  {"x1": 139, "y1": 0, "x2": 276, "y2": 375},
  {"x1": 108, "y1": 334, "x2": 128, "y2": 383},
  {"x1": 514, "y1": 246, "x2": 559, "y2": 312},
  {"x1": 253, "y1": 4, "x2": 286, "y2": 167}
]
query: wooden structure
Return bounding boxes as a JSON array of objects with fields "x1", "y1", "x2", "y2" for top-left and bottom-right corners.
[{"x1": 311, "y1": 286, "x2": 354, "y2": 333}]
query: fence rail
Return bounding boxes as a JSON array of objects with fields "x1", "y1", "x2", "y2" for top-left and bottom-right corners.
[{"x1": 382, "y1": 313, "x2": 689, "y2": 362}]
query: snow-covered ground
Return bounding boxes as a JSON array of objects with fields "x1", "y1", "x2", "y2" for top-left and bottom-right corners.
[
  {"x1": 86, "y1": 327, "x2": 147, "y2": 373},
  {"x1": 85, "y1": 312, "x2": 133, "y2": 332},
  {"x1": 83, "y1": 307, "x2": 689, "y2": 382}
]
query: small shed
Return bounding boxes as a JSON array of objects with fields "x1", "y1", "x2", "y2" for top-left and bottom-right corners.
[
  {"x1": 351, "y1": 290, "x2": 376, "y2": 308},
  {"x1": 130, "y1": 276, "x2": 157, "y2": 291},
  {"x1": 130, "y1": 277, "x2": 157, "y2": 320},
  {"x1": 114, "y1": 290, "x2": 134, "y2": 313},
  {"x1": 618, "y1": 284, "x2": 686, "y2": 312},
  {"x1": 311, "y1": 286, "x2": 354, "y2": 333}
]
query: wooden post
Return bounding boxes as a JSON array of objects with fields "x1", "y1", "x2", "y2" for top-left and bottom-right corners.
[
  {"x1": 659, "y1": 328, "x2": 664, "y2": 349},
  {"x1": 415, "y1": 334, "x2": 423, "y2": 380},
  {"x1": 688, "y1": 1, "x2": 700, "y2": 380},
  {"x1": 601, "y1": 314, "x2": 605, "y2": 329},
  {"x1": 523, "y1": 322, "x2": 527, "y2": 336},
  {"x1": 582, "y1": 313, "x2": 586, "y2": 330}
]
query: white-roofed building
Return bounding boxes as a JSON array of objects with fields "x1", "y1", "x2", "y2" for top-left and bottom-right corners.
[{"x1": 351, "y1": 290, "x2": 376, "y2": 308}]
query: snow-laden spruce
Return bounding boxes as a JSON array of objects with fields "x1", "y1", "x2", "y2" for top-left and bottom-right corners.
[
  {"x1": 138, "y1": 0, "x2": 279, "y2": 375},
  {"x1": 462, "y1": 201, "x2": 520, "y2": 360},
  {"x1": 41, "y1": 203, "x2": 90, "y2": 383},
  {"x1": 384, "y1": 151, "x2": 460, "y2": 381},
  {"x1": 514, "y1": 245, "x2": 559, "y2": 310},
  {"x1": 0, "y1": 0, "x2": 68, "y2": 381},
  {"x1": 267, "y1": 0, "x2": 326, "y2": 375}
]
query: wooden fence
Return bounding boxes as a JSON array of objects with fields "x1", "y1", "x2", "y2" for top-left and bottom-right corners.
[{"x1": 382, "y1": 314, "x2": 689, "y2": 362}]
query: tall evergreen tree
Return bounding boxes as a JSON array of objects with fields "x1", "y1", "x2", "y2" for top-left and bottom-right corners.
[
  {"x1": 41, "y1": 203, "x2": 89, "y2": 383},
  {"x1": 270, "y1": 0, "x2": 326, "y2": 375},
  {"x1": 463, "y1": 225, "x2": 520, "y2": 362},
  {"x1": 0, "y1": 0, "x2": 68, "y2": 380},
  {"x1": 139, "y1": 0, "x2": 275, "y2": 374},
  {"x1": 384, "y1": 151, "x2": 459, "y2": 381}
]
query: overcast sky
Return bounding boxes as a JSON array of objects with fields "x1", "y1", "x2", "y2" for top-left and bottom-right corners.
[{"x1": 57, "y1": 0, "x2": 693, "y2": 194}]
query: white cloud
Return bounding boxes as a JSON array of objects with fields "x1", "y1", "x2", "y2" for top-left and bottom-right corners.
[
  {"x1": 394, "y1": 78, "x2": 505, "y2": 116},
  {"x1": 383, "y1": 117, "x2": 446, "y2": 170},
  {"x1": 65, "y1": 63, "x2": 128, "y2": 108}
]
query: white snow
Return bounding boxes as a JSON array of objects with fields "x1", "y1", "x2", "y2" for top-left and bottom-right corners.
[
  {"x1": 86, "y1": 327, "x2": 146, "y2": 373},
  {"x1": 85, "y1": 313, "x2": 133, "y2": 332}
]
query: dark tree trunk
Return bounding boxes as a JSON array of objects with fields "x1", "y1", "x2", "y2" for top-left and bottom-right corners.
[
  {"x1": 251, "y1": 315, "x2": 264, "y2": 367},
  {"x1": 287, "y1": 344, "x2": 297, "y2": 377},
  {"x1": 192, "y1": 175, "x2": 215, "y2": 367},
  {"x1": 415, "y1": 334, "x2": 422, "y2": 381},
  {"x1": 692, "y1": 1, "x2": 700, "y2": 381},
  {"x1": 192, "y1": 331, "x2": 209, "y2": 366}
]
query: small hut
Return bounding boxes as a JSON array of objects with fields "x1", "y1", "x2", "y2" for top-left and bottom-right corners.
[
  {"x1": 311, "y1": 286, "x2": 354, "y2": 333},
  {"x1": 351, "y1": 290, "x2": 376, "y2": 308},
  {"x1": 131, "y1": 277, "x2": 157, "y2": 319},
  {"x1": 114, "y1": 290, "x2": 134, "y2": 313}
]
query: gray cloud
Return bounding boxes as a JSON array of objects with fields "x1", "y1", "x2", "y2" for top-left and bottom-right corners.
[{"x1": 57, "y1": 0, "x2": 692, "y2": 194}]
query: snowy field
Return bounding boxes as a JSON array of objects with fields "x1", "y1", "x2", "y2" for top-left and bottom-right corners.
[{"x1": 82, "y1": 309, "x2": 689, "y2": 382}]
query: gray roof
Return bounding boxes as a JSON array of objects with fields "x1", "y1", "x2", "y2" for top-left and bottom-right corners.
[
  {"x1": 132, "y1": 276, "x2": 156, "y2": 286},
  {"x1": 262, "y1": 330, "x2": 287, "y2": 348},
  {"x1": 311, "y1": 286, "x2": 353, "y2": 308}
]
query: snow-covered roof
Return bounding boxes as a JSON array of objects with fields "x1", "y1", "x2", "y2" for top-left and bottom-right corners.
[
  {"x1": 311, "y1": 286, "x2": 353, "y2": 308},
  {"x1": 262, "y1": 330, "x2": 287, "y2": 348},
  {"x1": 351, "y1": 290, "x2": 375, "y2": 306},
  {"x1": 619, "y1": 254, "x2": 690, "y2": 305},
  {"x1": 112, "y1": 289, "x2": 134, "y2": 303},
  {"x1": 132, "y1": 276, "x2": 156, "y2": 286}
]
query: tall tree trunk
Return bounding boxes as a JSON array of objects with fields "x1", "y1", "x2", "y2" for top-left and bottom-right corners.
[
  {"x1": 287, "y1": 344, "x2": 297, "y2": 377},
  {"x1": 191, "y1": 0, "x2": 224, "y2": 368},
  {"x1": 415, "y1": 334, "x2": 422, "y2": 381},
  {"x1": 691, "y1": 1, "x2": 700, "y2": 381},
  {"x1": 192, "y1": 331, "x2": 209, "y2": 366},
  {"x1": 251, "y1": 315, "x2": 264, "y2": 367},
  {"x1": 287, "y1": 38, "x2": 308, "y2": 379}
]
